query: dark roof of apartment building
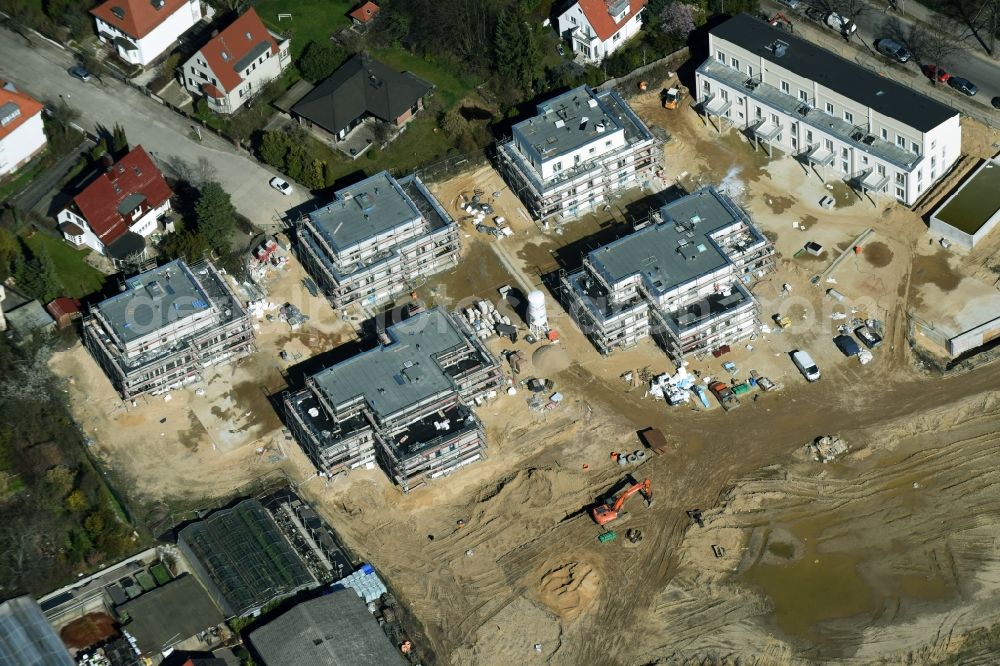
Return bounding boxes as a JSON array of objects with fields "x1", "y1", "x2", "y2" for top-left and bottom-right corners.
[
  {"x1": 291, "y1": 54, "x2": 432, "y2": 136},
  {"x1": 248, "y1": 590, "x2": 405, "y2": 666},
  {"x1": 0, "y1": 596, "x2": 74, "y2": 666},
  {"x1": 710, "y1": 13, "x2": 956, "y2": 133}
]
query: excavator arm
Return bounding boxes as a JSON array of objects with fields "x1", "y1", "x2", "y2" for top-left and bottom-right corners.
[{"x1": 591, "y1": 479, "x2": 653, "y2": 526}]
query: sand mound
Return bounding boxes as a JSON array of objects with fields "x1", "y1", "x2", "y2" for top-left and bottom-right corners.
[
  {"x1": 531, "y1": 344, "x2": 571, "y2": 375},
  {"x1": 537, "y1": 562, "x2": 599, "y2": 622}
]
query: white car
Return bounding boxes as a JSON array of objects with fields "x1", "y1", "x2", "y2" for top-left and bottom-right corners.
[
  {"x1": 825, "y1": 12, "x2": 857, "y2": 36},
  {"x1": 269, "y1": 176, "x2": 293, "y2": 196},
  {"x1": 792, "y1": 350, "x2": 821, "y2": 382}
]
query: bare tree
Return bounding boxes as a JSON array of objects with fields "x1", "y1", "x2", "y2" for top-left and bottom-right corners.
[{"x1": 879, "y1": 16, "x2": 967, "y2": 63}]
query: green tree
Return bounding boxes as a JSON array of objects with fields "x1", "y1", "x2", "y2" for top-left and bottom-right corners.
[
  {"x1": 195, "y1": 182, "x2": 236, "y2": 254},
  {"x1": 14, "y1": 243, "x2": 61, "y2": 302},
  {"x1": 83, "y1": 512, "x2": 105, "y2": 537},
  {"x1": 441, "y1": 108, "x2": 469, "y2": 139},
  {"x1": 285, "y1": 145, "x2": 308, "y2": 182},
  {"x1": 494, "y1": 6, "x2": 542, "y2": 93},
  {"x1": 303, "y1": 159, "x2": 326, "y2": 190},
  {"x1": 111, "y1": 123, "x2": 128, "y2": 156},
  {"x1": 89, "y1": 138, "x2": 109, "y2": 162},
  {"x1": 297, "y1": 41, "x2": 347, "y2": 82},
  {"x1": 64, "y1": 490, "x2": 88, "y2": 514},
  {"x1": 0, "y1": 228, "x2": 19, "y2": 282},
  {"x1": 43, "y1": 466, "x2": 75, "y2": 499},
  {"x1": 259, "y1": 130, "x2": 291, "y2": 169},
  {"x1": 323, "y1": 161, "x2": 337, "y2": 187},
  {"x1": 160, "y1": 231, "x2": 209, "y2": 264}
]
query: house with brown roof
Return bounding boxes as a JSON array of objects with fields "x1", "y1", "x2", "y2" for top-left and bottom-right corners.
[
  {"x1": 91, "y1": 0, "x2": 203, "y2": 67},
  {"x1": 182, "y1": 9, "x2": 290, "y2": 115},
  {"x1": 0, "y1": 82, "x2": 46, "y2": 177},
  {"x1": 57, "y1": 146, "x2": 174, "y2": 265},
  {"x1": 349, "y1": 1, "x2": 380, "y2": 27},
  {"x1": 556, "y1": 0, "x2": 647, "y2": 63}
]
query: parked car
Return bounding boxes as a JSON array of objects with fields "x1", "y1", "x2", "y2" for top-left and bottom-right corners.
[
  {"x1": 791, "y1": 350, "x2": 821, "y2": 382},
  {"x1": 68, "y1": 66, "x2": 91, "y2": 82},
  {"x1": 825, "y1": 12, "x2": 857, "y2": 36},
  {"x1": 948, "y1": 76, "x2": 978, "y2": 96},
  {"x1": 833, "y1": 334, "x2": 861, "y2": 357},
  {"x1": 921, "y1": 64, "x2": 950, "y2": 83},
  {"x1": 875, "y1": 38, "x2": 912, "y2": 63},
  {"x1": 269, "y1": 176, "x2": 293, "y2": 195},
  {"x1": 992, "y1": 97, "x2": 1000, "y2": 109}
]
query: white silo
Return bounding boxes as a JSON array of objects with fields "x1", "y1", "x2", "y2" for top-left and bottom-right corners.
[{"x1": 527, "y1": 290, "x2": 548, "y2": 332}]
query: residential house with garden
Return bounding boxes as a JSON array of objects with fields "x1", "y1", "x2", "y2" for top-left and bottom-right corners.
[
  {"x1": 496, "y1": 85, "x2": 659, "y2": 223},
  {"x1": 0, "y1": 82, "x2": 46, "y2": 177},
  {"x1": 291, "y1": 54, "x2": 432, "y2": 155},
  {"x1": 696, "y1": 13, "x2": 960, "y2": 206},
  {"x1": 348, "y1": 1, "x2": 380, "y2": 28},
  {"x1": 182, "y1": 8, "x2": 291, "y2": 115},
  {"x1": 83, "y1": 258, "x2": 255, "y2": 401},
  {"x1": 57, "y1": 145, "x2": 174, "y2": 266},
  {"x1": 91, "y1": 0, "x2": 203, "y2": 67},
  {"x1": 556, "y1": 0, "x2": 647, "y2": 63},
  {"x1": 295, "y1": 170, "x2": 459, "y2": 309}
]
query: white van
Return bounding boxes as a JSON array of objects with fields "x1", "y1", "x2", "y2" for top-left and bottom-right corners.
[
  {"x1": 825, "y1": 12, "x2": 857, "y2": 36},
  {"x1": 792, "y1": 350, "x2": 821, "y2": 382}
]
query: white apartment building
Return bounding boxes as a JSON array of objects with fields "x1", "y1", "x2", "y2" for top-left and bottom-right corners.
[
  {"x1": 696, "y1": 14, "x2": 960, "y2": 206},
  {"x1": 561, "y1": 186, "x2": 774, "y2": 358},
  {"x1": 183, "y1": 8, "x2": 291, "y2": 115},
  {"x1": 91, "y1": 0, "x2": 202, "y2": 67},
  {"x1": 557, "y1": 0, "x2": 647, "y2": 63},
  {"x1": 497, "y1": 85, "x2": 659, "y2": 223},
  {"x1": 0, "y1": 83, "x2": 46, "y2": 177},
  {"x1": 296, "y1": 171, "x2": 459, "y2": 309}
]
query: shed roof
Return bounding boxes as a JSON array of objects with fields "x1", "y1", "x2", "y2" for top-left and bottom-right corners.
[
  {"x1": 291, "y1": 55, "x2": 431, "y2": 136},
  {"x1": 710, "y1": 13, "x2": 956, "y2": 133},
  {"x1": 248, "y1": 590, "x2": 405, "y2": 666}
]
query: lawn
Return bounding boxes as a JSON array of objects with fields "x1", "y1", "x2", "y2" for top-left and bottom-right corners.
[
  {"x1": 23, "y1": 232, "x2": 106, "y2": 298},
  {"x1": 0, "y1": 158, "x2": 48, "y2": 205},
  {"x1": 370, "y1": 48, "x2": 478, "y2": 109},
  {"x1": 255, "y1": 0, "x2": 355, "y2": 58}
]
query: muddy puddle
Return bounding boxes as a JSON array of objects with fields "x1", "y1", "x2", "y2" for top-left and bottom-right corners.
[
  {"x1": 912, "y1": 249, "x2": 961, "y2": 291},
  {"x1": 864, "y1": 241, "x2": 893, "y2": 268},
  {"x1": 742, "y1": 512, "x2": 953, "y2": 657}
]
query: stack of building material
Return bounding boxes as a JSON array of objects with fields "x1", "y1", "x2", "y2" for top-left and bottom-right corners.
[
  {"x1": 331, "y1": 564, "x2": 388, "y2": 604},
  {"x1": 461, "y1": 300, "x2": 513, "y2": 340}
]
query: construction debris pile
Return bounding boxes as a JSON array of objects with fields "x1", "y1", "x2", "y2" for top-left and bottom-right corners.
[
  {"x1": 280, "y1": 303, "x2": 309, "y2": 330},
  {"x1": 647, "y1": 365, "x2": 696, "y2": 405},
  {"x1": 461, "y1": 300, "x2": 517, "y2": 341},
  {"x1": 810, "y1": 435, "x2": 849, "y2": 463}
]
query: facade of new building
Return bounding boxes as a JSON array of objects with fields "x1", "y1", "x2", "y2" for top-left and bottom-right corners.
[
  {"x1": 295, "y1": 171, "x2": 458, "y2": 309},
  {"x1": 497, "y1": 85, "x2": 659, "y2": 223},
  {"x1": 561, "y1": 186, "x2": 774, "y2": 358},
  {"x1": 182, "y1": 9, "x2": 291, "y2": 115},
  {"x1": 556, "y1": 0, "x2": 647, "y2": 63},
  {"x1": 57, "y1": 146, "x2": 173, "y2": 265},
  {"x1": 696, "y1": 13, "x2": 960, "y2": 206},
  {"x1": 83, "y1": 259, "x2": 254, "y2": 400},
  {"x1": 0, "y1": 82, "x2": 46, "y2": 177},
  {"x1": 91, "y1": 0, "x2": 203, "y2": 67},
  {"x1": 284, "y1": 308, "x2": 504, "y2": 493}
]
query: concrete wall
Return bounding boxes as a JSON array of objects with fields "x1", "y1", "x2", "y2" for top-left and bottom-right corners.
[
  {"x1": 948, "y1": 315, "x2": 1000, "y2": 356},
  {"x1": 0, "y1": 111, "x2": 46, "y2": 176}
]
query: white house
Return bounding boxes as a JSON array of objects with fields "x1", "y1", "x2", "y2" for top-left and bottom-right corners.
[
  {"x1": 696, "y1": 13, "x2": 961, "y2": 206},
  {"x1": 0, "y1": 82, "x2": 46, "y2": 177},
  {"x1": 557, "y1": 0, "x2": 647, "y2": 63},
  {"x1": 58, "y1": 146, "x2": 174, "y2": 265},
  {"x1": 182, "y1": 8, "x2": 290, "y2": 115},
  {"x1": 91, "y1": 0, "x2": 203, "y2": 67}
]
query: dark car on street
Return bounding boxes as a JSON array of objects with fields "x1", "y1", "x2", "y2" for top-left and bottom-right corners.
[
  {"x1": 875, "y1": 38, "x2": 912, "y2": 63},
  {"x1": 68, "y1": 66, "x2": 91, "y2": 82},
  {"x1": 948, "y1": 76, "x2": 978, "y2": 96}
]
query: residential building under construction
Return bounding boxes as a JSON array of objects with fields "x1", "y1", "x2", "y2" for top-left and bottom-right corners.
[
  {"x1": 83, "y1": 259, "x2": 254, "y2": 401},
  {"x1": 496, "y1": 85, "x2": 660, "y2": 223},
  {"x1": 284, "y1": 307, "x2": 504, "y2": 493},
  {"x1": 295, "y1": 171, "x2": 459, "y2": 310},
  {"x1": 561, "y1": 186, "x2": 774, "y2": 358}
]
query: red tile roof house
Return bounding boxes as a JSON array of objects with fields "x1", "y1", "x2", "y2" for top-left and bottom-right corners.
[
  {"x1": 0, "y1": 82, "x2": 47, "y2": 178},
  {"x1": 57, "y1": 146, "x2": 174, "y2": 266},
  {"x1": 91, "y1": 0, "x2": 203, "y2": 67},
  {"x1": 556, "y1": 0, "x2": 647, "y2": 63},
  {"x1": 349, "y1": 1, "x2": 380, "y2": 27},
  {"x1": 182, "y1": 8, "x2": 291, "y2": 115}
]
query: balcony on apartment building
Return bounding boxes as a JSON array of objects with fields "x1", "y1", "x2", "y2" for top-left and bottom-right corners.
[{"x1": 697, "y1": 59, "x2": 921, "y2": 171}]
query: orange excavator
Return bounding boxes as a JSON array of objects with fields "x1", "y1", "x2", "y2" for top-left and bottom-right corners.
[{"x1": 591, "y1": 477, "x2": 653, "y2": 526}]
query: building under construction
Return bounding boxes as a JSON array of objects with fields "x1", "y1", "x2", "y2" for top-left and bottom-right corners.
[
  {"x1": 561, "y1": 187, "x2": 774, "y2": 358},
  {"x1": 496, "y1": 85, "x2": 659, "y2": 223},
  {"x1": 295, "y1": 171, "x2": 459, "y2": 310},
  {"x1": 83, "y1": 259, "x2": 254, "y2": 400},
  {"x1": 284, "y1": 308, "x2": 504, "y2": 492}
]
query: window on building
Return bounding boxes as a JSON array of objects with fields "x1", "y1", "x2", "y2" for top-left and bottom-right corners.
[
  {"x1": 781, "y1": 81, "x2": 789, "y2": 93},
  {"x1": 895, "y1": 172, "x2": 905, "y2": 185},
  {"x1": 721, "y1": 89, "x2": 729, "y2": 100},
  {"x1": 737, "y1": 97, "x2": 744, "y2": 105},
  {"x1": 841, "y1": 147, "x2": 849, "y2": 158},
  {"x1": 931, "y1": 139, "x2": 936, "y2": 150},
  {"x1": 747, "y1": 65, "x2": 754, "y2": 77},
  {"x1": 553, "y1": 161, "x2": 562, "y2": 172},
  {"x1": 881, "y1": 128, "x2": 888, "y2": 140},
  {"x1": 825, "y1": 102, "x2": 834, "y2": 114},
  {"x1": 861, "y1": 156, "x2": 868, "y2": 165},
  {"x1": 570, "y1": 16, "x2": 577, "y2": 24},
  {"x1": 877, "y1": 164, "x2": 886, "y2": 176},
  {"x1": 895, "y1": 186, "x2": 905, "y2": 200},
  {"x1": 824, "y1": 139, "x2": 834, "y2": 151},
  {"x1": 844, "y1": 111, "x2": 853, "y2": 123},
  {"x1": 605, "y1": 140, "x2": 612, "y2": 146},
  {"x1": 896, "y1": 135, "x2": 905, "y2": 148},
  {"x1": 917, "y1": 169, "x2": 923, "y2": 183},
  {"x1": 806, "y1": 130, "x2": 813, "y2": 143},
  {"x1": 731, "y1": 58, "x2": 740, "y2": 70},
  {"x1": 799, "y1": 90, "x2": 808, "y2": 102},
  {"x1": 842, "y1": 160, "x2": 849, "y2": 173},
  {"x1": 589, "y1": 146, "x2": 596, "y2": 154},
  {"x1": 911, "y1": 141, "x2": 920, "y2": 154},
  {"x1": 717, "y1": 51, "x2": 726, "y2": 64},
  {"x1": 791, "y1": 137, "x2": 797, "y2": 149}
]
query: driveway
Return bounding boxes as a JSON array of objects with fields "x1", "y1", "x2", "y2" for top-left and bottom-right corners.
[{"x1": 0, "y1": 26, "x2": 310, "y2": 232}]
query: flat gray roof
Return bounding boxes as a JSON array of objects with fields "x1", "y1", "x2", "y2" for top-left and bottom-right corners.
[
  {"x1": 116, "y1": 575, "x2": 224, "y2": 655},
  {"x1": 513, "y1": 86, "x2": 621, "y2": 159},
  {"x1": 306, "y1": 171, "x2": 421, "y2": 252},
  {"x1": 589, "y1": 188, "x2": 740, "y2": 293},
  {"x1": 248, "y1": 590, "x2": 405, "y2": 666},
  {"x1": 312, "y1": 308, "x2": 468, "y2": 419},
  {"x1": 95, "y1": 259, "x2": 214, "y2": 344}
]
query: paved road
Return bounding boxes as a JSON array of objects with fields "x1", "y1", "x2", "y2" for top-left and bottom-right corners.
[{"x1": 0, "y1": 26, "x2": 309, "y2": 231}]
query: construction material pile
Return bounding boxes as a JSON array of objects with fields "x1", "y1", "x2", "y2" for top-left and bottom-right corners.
[{"x1": 461, "y1": 300, "x2": 514, "y2": 340}]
